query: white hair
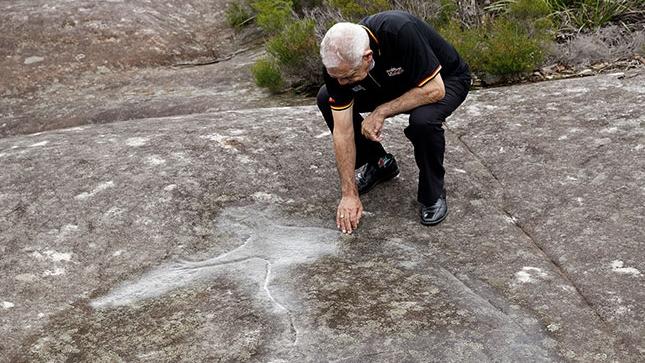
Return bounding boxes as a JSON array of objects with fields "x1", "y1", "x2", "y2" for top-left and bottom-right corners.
[{"x1": 320, "y1": 22, "x2": 369, "y2": 69}]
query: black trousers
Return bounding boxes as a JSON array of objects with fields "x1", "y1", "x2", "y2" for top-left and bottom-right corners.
[{"x1": 317, "y1": 75, "x2": 470, "y2": 205}]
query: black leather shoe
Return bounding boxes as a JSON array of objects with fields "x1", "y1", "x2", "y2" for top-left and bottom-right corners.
[
  {"x1": 356, "y1": 154, "x2": 399, "y2": 195},
  {"x1": 420, "y1": 194, "x2": 448, "y2": 226}
]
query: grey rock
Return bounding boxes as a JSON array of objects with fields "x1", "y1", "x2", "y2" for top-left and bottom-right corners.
[
  {"x1": 23, "y1": 56, "x2": 45, "y2": 65},
  {"x1": 577, "y1": 69, "x2": 594, "y2": 76},
  {"x1": 1, "y1": 72, "x2": 644, "y2": 361},
  {"x1": 1, "y1": 1, "x2": 644, "y2": 361},
  {"x1": 1, "y1": 0, "x2": 306, "y2": 138}
]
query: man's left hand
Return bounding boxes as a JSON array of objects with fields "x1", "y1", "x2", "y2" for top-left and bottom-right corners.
[{"x1": 361, "y1": 112, "x2": 385, "y2": 142}]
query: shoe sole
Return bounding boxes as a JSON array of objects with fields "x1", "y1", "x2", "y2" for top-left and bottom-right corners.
[
  {"x1": 358, "y1": 168, "x2": 400, "y2": 195},
  {"x1": 420, "y1": 209, "x2": 448, "y2": 226}
]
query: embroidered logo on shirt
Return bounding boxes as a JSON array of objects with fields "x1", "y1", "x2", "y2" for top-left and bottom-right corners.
[
  {"x1": 351, "y1": 85, "x2": 366, "y2": 92},
  {"x1": 386, "y1": 67, "x2": 404, "y2": 77}
]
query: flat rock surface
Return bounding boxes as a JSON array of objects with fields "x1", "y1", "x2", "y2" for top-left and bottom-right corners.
[
  {"x1": 1, "y1": 0, "x2": 236, "y2": 95},
  {"x1": 0, "y1": 0, "x2": 306, "y2": 138},
  {"x1": 1, "y1": 72, "x2": 643, "y2": 362}
]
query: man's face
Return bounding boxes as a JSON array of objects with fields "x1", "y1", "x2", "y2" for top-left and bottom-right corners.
[{"x1": 328, "y1": 50, "x2": 372, "y2": 86}]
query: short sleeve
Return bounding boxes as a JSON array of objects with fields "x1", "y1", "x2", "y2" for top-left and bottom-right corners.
[
  {"x1": 397, "y1": 23, "x2": 442, "y2": 87},
  {"x1": 323, "y1": 68, "x2": 354, "y2": 111}
]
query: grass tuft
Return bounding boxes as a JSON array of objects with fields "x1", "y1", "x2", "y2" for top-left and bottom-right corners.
[
  {"x1": 225, "y1": 0, "x2": 255, "y2": 29},
  {"x1": 251, "y1": 58, "x2": 285, "y2": 93}
]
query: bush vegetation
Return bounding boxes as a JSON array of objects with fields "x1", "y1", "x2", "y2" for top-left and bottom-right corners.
[
  {"x1": 545, "y1": 0, "x2": 639, "y2": 31},
  {"x1": 253, "y1": 0, "x2": 294, "y2": 34},
  {"x1": 253, "y1": 17, "x2": 322, "y2": 93},
  {"x1": 482, "y1": 18, "x2": 546, "y2": 75},
  {"x1": 251, "y1": 58, "x2": 284, "y2": 93},
  {"x1": 327, "y1": 0, "x2": 390, "y2": 19},
  {"x1": 438, "y1": 0, "x2": 553, "y2": 78},
  {"x1": 267, "y1": 20, "x2": 320, "y2": 78},
  {"x1": 236, "y1": 0, "x2": 644, "y2": 93},
  {"x1": 225, "y1": 0, "x2": 255, "y2": 29}
]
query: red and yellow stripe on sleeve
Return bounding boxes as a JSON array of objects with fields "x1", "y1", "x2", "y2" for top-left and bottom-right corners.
[
  {"x1": 330, "y1": 100, "x2": 353, "y2": 111},
  {"x1": 417, "y1": 65, "x2": 442, "y2": 87}
]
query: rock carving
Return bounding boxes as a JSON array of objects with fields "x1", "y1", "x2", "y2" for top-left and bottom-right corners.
[{"x1": 91, "y1": 206, "x2": 340, "y2": 344}]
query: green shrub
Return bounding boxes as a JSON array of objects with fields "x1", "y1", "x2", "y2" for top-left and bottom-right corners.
[
  {"x1": 249, "y1": 0, "x2": 323, "y2": 93},
  {"x1": 484, "y1": 0, "x2": 554, "y2": 34},
  {"x1": 438, "y1": 19, "x2": 487, "y2": 73},
  {"x1": 267, "y1": 19, "x2": 323, "y2": 92},
  {"x1": 252, "y1": 58, "x2": 285, "y2": 93},
  {"x1": 292, "y1": 0, "x2": 324, "y2": 12},
  {"x1": 440, "y1": 16, "x2": 546, "y2": 77},
  {"x1": 243, "y1": 0, "x2": 616, "y2": 91},
  {"x1": 509, "y1": 0, "x2": 554, "y2": 47},
  {"x1": 226, "y1": 0, "x2": 255, "y2": 29},
  {"x1": 545, "y1": 0, "x2": 634, "y2": 31},
  {"x1": 436, "y1": 0, "x2": 459, "y2": 26},
  {"x1": 482, "y1": 18, "x2": 545, "y2": 75},
  {"x1": 509, "y1": 0, "x2": 552, "y2": 20},
  {"x1": 267, "y1": 19, "x2": 319, "y2": 72},
  {"x1": 327, "y1": 0, "x2": 390, "y2": 20},
  {"x1": 252, "y1": 0, "x2": 294, "y2": 34},
  {"x1": 253, "y1": 19, "x2": 321, "y2": 93}
]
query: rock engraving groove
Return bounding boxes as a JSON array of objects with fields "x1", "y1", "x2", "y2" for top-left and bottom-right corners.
[{"x1": 91, "y1": 205, "x2": 340, "y2": 345}]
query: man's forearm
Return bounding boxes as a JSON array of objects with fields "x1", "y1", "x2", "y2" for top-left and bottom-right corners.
[
  {"x1": 374, "y1": 76, "x2": 445, "y2": 118},
  {"x1": 333, "y1": 132, "x2": 359, "y2": 197}
]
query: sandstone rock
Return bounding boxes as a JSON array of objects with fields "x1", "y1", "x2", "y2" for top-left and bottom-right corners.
[{"x1": 1, "y1": 73, "x2": 643, "y2": 361}]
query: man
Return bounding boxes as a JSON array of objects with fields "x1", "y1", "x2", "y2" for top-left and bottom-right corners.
[{"x1": 317, "y1": 10, "x2": 471, "y2": 234}]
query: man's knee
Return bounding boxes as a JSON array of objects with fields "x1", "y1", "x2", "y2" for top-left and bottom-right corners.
[
  {"x1": 317, "y1": 85, "x2": 335, "y2": 131},
  {"x1": 406, "y1": 108, "x2": 444, "y2": 141},
  {"x1": 409, "y1": 107, "x2": 444, "y2": 127},
  {"x1": 317, "y1": 85, "x2": 330, "y2": 110}
]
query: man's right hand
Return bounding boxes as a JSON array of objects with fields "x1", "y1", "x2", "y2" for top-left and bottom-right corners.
[
  {"x1": 336, "y1": 195, "x2": 363, "y2": 234},
  {"x1": 330, "y1": 105, "x2": 362, "y2": 234}
]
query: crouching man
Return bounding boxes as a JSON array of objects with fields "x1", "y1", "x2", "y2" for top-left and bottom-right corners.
[{"x1": 317, "y1": 10, "x2": 471, "y2": 234}]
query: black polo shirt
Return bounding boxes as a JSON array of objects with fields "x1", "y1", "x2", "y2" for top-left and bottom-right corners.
[{"x1": 324, "y1": 10, "x2": 469, "y2": 111}]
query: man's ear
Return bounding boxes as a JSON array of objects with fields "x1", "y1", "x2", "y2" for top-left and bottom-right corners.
[{"x1": 363, "y1": 49, "x2": 373, "y2": 63}]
